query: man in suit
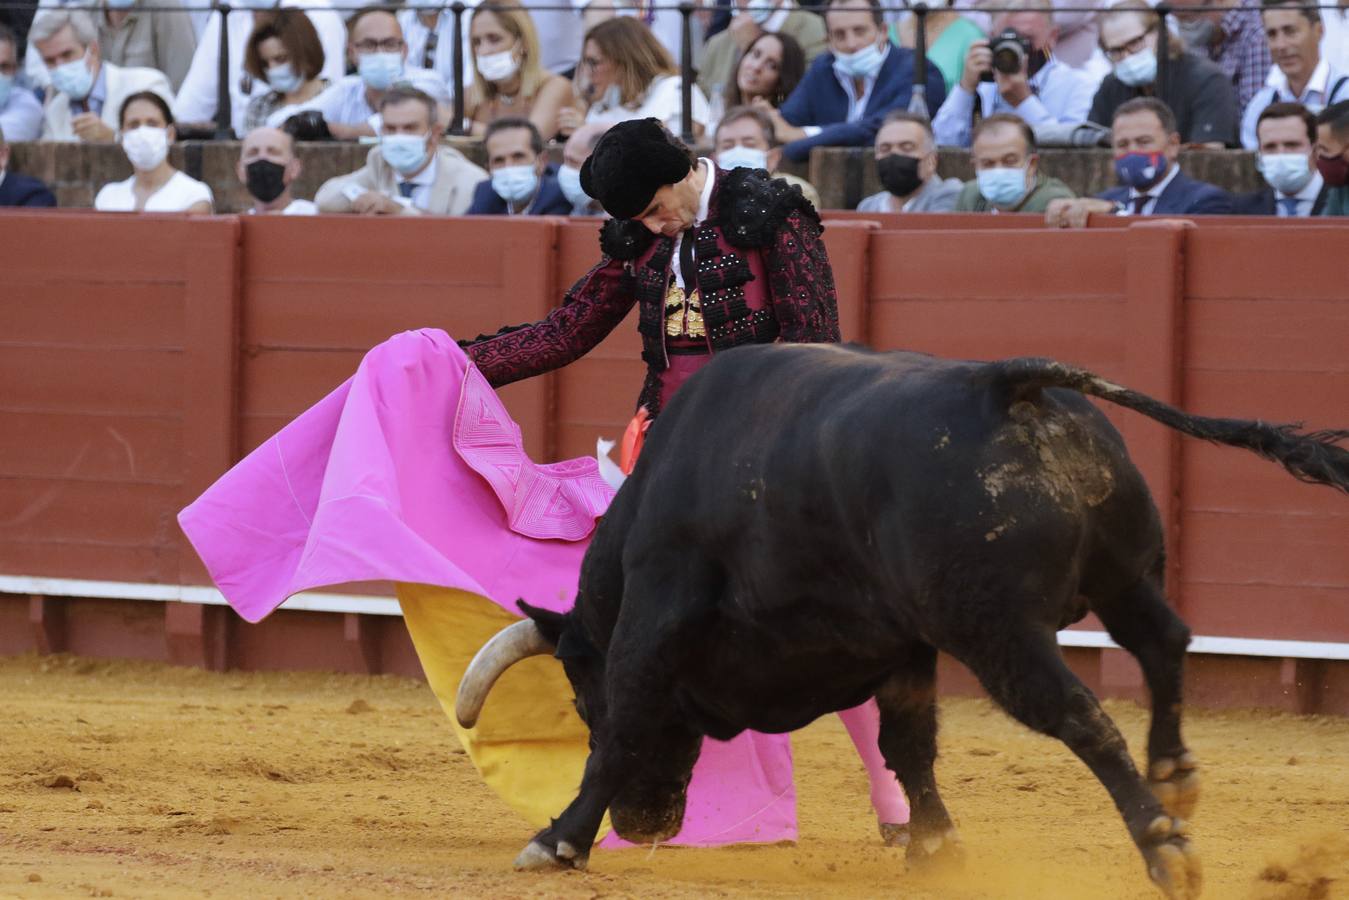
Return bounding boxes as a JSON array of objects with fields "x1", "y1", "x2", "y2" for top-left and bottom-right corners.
[
  {"x1": 1, "y1": 23, "x2": 43, "y2": 142},
  {"x1": 1046, "y1": 96, "x2": 1233, "y2": 227},
  {"x1": 315, "y1": 85, "x2": 485, "y2": 216},
  {"x1": 467, "y1": 117, "x2": 572, "y2": 217},
  {"x1": 0, "y1": 123, "x2": 55, "y2": 206},
  {"x1": 1234, "y1": 102, "x2": 1328, "y2": 215},
  {"x1": 763, "y1": 0, "x2": 946, "y2": 162},
  {"x1": 29, "y1": 9, "x2": 172, "y2": 142}
]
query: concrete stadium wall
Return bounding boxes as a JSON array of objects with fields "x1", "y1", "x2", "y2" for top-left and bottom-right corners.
[
  {"x1": 2, "y1": 211, "x2": 1347, "y2": 714},
  {"x1": 6, "y1": 140, "x2": 1264, "y2": 213}
]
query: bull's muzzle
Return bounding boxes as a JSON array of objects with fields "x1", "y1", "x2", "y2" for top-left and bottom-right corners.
[{"x1": 455, "y1": 619, "x2": 554, "y2": 728}]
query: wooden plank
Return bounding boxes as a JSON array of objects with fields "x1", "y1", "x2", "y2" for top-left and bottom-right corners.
[
  {"x1": 1182, "y1": 443, "x2": 1348, "y2": 517},
  {"x1": 0, "y1": 413, "x2": 181, "y2": 484},
  {"x1": 0, "y1": 346, "x2": 183, "y2": 416},
  {"x1": 1185, "y1": 227, "x2": 1349, "y2": 300},
  {"x1": 0, "y1": 540, "x2": 177, "y2": 585},
  {"x1": 0, "y1": 282, "x2": 185, "y2": 346},
  {"x1": 1186, "y1": 299, "x2": 1349, "y2": 373},
  {"x1": 1179, "y1": 510, "x2": 1349, "y2": 588},
  {"x1": 1181, "y1": 583, "x2": 1349, "y2": 642},
  {"x1": 1181, "y1": 370, "x2": 1349, "y2": 426},
  {"x1": 0, "y1": 479, "x2": 183, "y2": 545}
]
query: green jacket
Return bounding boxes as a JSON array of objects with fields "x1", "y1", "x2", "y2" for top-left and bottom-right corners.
[
  {"x1": 1318, "y1": 184, "x2": 1349, "y2": 216},
  {"x1": 954, "y1": 174, "x2": 1076, "y2": 214}
]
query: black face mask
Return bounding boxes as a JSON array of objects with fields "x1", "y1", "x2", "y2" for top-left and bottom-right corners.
[
  {"x1": 877, "y1": 153, "x2": 924, "y2": 198},
  {"x1": 245, "y1": 158, "x2": 288, "y2": 203}
]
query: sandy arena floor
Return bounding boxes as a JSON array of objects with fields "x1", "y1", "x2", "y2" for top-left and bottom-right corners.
[{"x1": 1, "y1": 653, "x2": 1346, "y2": 900}]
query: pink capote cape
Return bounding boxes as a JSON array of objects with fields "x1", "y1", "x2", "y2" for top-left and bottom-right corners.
[{"x1": 178, "y1": 328, "x2": 796, "y2": 847}]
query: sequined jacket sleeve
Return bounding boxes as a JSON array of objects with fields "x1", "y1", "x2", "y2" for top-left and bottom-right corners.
[
  {"x1": 461, "y1": 257, "x2": 638, "y2": 388},
  {"x1": 764, "y1": 208, "x2": 842, "y2": 344}
]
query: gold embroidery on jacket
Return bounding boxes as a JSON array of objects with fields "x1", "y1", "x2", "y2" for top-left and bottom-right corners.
[{"x1": 665, "y1": 278, "x2": 705, "y2": 338}]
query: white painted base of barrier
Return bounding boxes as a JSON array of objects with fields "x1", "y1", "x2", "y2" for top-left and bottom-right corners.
[{"x1": 3, "y1": 574, "x2": 1348, "y2": 662}]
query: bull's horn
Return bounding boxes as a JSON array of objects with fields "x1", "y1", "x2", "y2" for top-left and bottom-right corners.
[{"x1": 455, "y1": 619, "x2": 553, "y2": 728}]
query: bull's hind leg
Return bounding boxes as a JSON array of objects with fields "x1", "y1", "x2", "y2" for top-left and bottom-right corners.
[
  {"x1": 953, "y1": 631, "x2": 1202, "y2": 900},
  {"x1": 1090, "y1": 577, "x2": 1199, "y2": 821},
  {"x1": 871, "y1": 644, "x2": 961, "y2": 864}
]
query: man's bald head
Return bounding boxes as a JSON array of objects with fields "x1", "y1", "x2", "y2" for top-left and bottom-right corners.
[
  {"x1": 563, "y1": 122, "x2": 609, "y2": 170},
  {"x1": 240, "y1": 126, "x2": 297, "y2": 164}
]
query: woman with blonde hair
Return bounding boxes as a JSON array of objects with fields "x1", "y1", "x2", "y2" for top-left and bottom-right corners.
[
  {"x1": 567, "y1": 17, "x2": 710, "y2": 140},
  {"x1": 466, "y1": 3, "x2": 575, "y2": 140}
]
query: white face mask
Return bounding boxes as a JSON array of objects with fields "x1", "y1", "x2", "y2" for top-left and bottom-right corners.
[
  {"x1": 476, "y1": 47, "x2": 520, "y2": 83},
  {"x1": 1258, "y1": 152, "x2": 1315, "y2": 196},
  {"x1": 121, "y1": 125, "x2": 170, "y2": 171},
  {"x1": 717, "y1": 145, "x2": 770, "y2": 171}
]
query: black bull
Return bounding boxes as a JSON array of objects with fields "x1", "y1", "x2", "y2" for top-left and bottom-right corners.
[{"x1": 454, "y1": 344, "x2": 1349, "y2": 899}]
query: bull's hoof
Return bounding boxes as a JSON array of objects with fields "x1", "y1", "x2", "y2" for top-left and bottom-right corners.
[
  {"x1": 1149, "y1": 754, "x2": 1200, "y2": 821},
  {"x1": 905, "y1": 827, "x2": 964, "y2": 869},
  {"x1": 513, "y1": 839, "x2": 589, "y2": 872},
  {"x1": 1141, "y1": 815, "x2": 1203, "y2": 900},
  {"x1": 879, "y1": 822, "x2": 910, "y2": 848}
]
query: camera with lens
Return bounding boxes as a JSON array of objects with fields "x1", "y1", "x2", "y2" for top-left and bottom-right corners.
[{"x1": 979, "y1": 28, "x2": 1033, "y2": 81}]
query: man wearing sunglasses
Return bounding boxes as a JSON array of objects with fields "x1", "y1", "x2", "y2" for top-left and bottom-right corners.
[{"x1": 1087, "y1": 0, "x2": 1239, "y2": 147}]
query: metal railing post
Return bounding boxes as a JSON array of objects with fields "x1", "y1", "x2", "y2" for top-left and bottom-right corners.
[
  {"x1": 679, "y1": 2, "x2": 694, "y2": 144},
  {"x1": 1156, "y1": 3, "x2": 1171, "y2": 103},
  {"x1": 909, "y1": 2, "x2": 929, "y2": 117},
  {"x1": 214, "y1": 0, "x2": 232, "y2": 139},
  {"x1": 449, "y1": 1, "x2": 466, "y2": 135}
]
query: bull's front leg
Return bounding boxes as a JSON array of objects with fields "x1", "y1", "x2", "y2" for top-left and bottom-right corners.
[{"x1": 514, "y1": 739, "x2": 627, "y2": 871}]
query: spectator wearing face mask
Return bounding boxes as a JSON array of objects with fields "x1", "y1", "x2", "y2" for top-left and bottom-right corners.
[
  {"x1": 237, "y1": 124, "x2": 316, "y2": 215},
  {"x1": 713, "y1": 104, "x2": 821, "y2": 208},
  {"x1": 465, "y1": 3, "x2": 575, "y2": 140},
  {"x1": 1315, "y1": 99, "x2": 1349, "y2": 215},
  {"x1": 31, "y1": 9, "x2": 173, "y2": 142},
  {"x1": 242, "y1": 9, "x2": 327, "y2": 132},
  {"x1": 767, "y1": 0, "x2": 946, "y2": 162},
  {"x1": 697, "y1": 0, "x2": 827, "y2": 115},
  {"x1": 932, "y1": 0, "x2": 1096, "y2": 148},
  {"x1": 857, "y1": 110, "x2": 961, "y2": 212},
  {"x1": 1234, "y1": 102, "x2": 1327, "y2": 215},
  {"x1": 1172, "y1": 0, "x2": 1271, "y2": 110},
  {"x1": 94, "y1": 0, "x2": 197, "y2": 92},
  {"x1": 271, "y1": 7, "x2": 450, "y2": 140},
  {"x1": 1046, "y1": 97, "x2": 1232, "y2": 227},
  {"x1": 173, "y1": 0, "x2": 347, "y2": 137},
  {"x1": 0, "y1": 123, "x2": 57, "y2": 206},
  {"x1": 466, "y1": 117, "x2": 572, "y2": 215},
  {"x1": 0, "y1": 23, "x2": 43, "y2": 142},
  {"x1": 955, "y1": 112, "x2": 1074, "y2": 212},
  {"x1": 1239, "y1": 0, "x2": 1348, "y2": 150},
  {"x1": 94, "y1": 90, "x2": 212, "y2": 212},
  {"x1": 315, "y1": 85, "x2": 484, "y2": 216},
  {"x1": 557, "y1": 120, "x2": 608, "y2": 216},
  {"x1": 1089, "y1": 0, "x2": 1238, "y2": 147}
]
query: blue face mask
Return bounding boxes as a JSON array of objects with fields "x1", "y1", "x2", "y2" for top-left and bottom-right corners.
[
  {"x1": 381, "y1": 132, "x2": 429, "y2": 174},
  {"x1": 267, "y1": 63, "x2": 302, "y2": 94},
  {"x1": 1113, "y1": 47, "x2": 1157, "y2": 87},
  {"x1": 1258, "y1": 152, "x2": 1315, "y2": 195},
  {"x1": 359, "y1": 52, "x2": 404, "y2": 90},
  {"x1": 557, "y1": 164, "x2": 589, "y2": 208},
  {"x1": 491, "y1": 164, "x2": 539, "y2": 204},
  {"x1": 976, "y1": 166, "x2": 1029, "y2": 208},
  {"x1": 50, "y1": 52, "x2": 95, "y2": 100},
  {"x1": 0, "y1": 73, "x2": 13, "y2": 110},
  {"x1": 716, "y1": 145, "x2": 769, "y2": 171},
  {"x1": 832, "y1": 40, "x2": 885, "y2": 80},
  {"x1": 1114, "y1": 151, "x2": 1168, "y2": 190}
]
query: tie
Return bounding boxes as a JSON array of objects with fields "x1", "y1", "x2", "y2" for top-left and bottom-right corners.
[
  {"x1": 1131, "y1": 194, "x2": 1152, "y2": 215},
  {"x1": 1277, "y1": 196, "x2": 1301, "y2": 217},
  {"x1": 422, "y1": 28, "x2": 438, "y2": 71},
  {"x1": 398, "y1": 181, "x2": 416, "y2": 199}
]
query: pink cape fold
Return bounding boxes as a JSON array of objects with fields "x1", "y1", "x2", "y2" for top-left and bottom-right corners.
[{"x1": 177, "y1": 328, "x2": 796, "y2": 847}]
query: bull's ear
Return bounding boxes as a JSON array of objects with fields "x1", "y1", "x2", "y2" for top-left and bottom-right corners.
[{"x1": 516, "y1": 600, "x2": 569, "y2": 647}]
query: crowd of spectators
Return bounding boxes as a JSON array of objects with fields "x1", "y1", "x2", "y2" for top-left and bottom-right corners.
[{"x1": 0, "y1": 0, "x2": 1347, "y2": 218}]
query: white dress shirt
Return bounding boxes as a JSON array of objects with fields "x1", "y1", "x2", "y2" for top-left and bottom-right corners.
[
  {"x1": 0, "y1": 85, "x2": 44, "y2": 142},
  {"x1": 269, "y1": 67, "x2": 450, "y2": 130},
  {"x1": 669, "y1": 158, "x2": 716, "y2": 288},
  {"x1": 398, "y1": 8, "x2": 474, "y2": 95},
  {"x1": 94, "y1": 170, "x2": 214, "y2": 211},
  {"x1": 1320, "y1": 5, "x2": 1349, "y2": 75},
  {"x1": 1240, "y1": 58, "x2": 1349, "y2": 149},
  {"x1": 172, "y1": 0, "x2": 348, "y2": 136},
  {"x1": 932, "y1": 58, "x2": 1096, "y2": 147},
  {"x1": 1122, "y1": 162, "x2": 1180, "y2": 216}
]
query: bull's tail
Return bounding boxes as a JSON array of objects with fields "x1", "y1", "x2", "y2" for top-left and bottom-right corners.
[{"x1": 990, "y1": 357, "x2": 1349, "y2": 495}]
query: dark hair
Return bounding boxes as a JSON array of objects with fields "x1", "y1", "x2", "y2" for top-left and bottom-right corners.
[
  {"x1": 1114, "y1": 96, "x2": 1178, "y2": 135},
  {"x1": 825, "y1": 0, "x2": 884, "y2": 28},
  {"x1": 723, "y1": 31, "x2": 806, "y2": 109},
  {"x1": 0, "y1": 22, "x2": 17, "y2": 49},
  {"x1": 715, "y1": 105, "x2": 777, "y2": 147},
  {"x1": 972, "y1": 112, "x2": 1035, "y2": 153},
  {"x1": 119, "y1": 90, "x2": 174, "y2": 129},
  {"x1": 244, "y1": 9, "x2": 326, "y2": 83},
  {"x1": 1318, "y1": 99, "x2": 1349, "y2": 139},
  {"x1": 880, "y1": 109, "x2": 935, "y2": 138},
  {"x1": 1259, "y1": 0, "x2": 1321, "y2": 25},
  {"x1": 484, "y1": 116, "x2": 543, "y2": 154},
  {"x1": 1257, "y1": 101, "x2": 1317, "y2": 145},
  {"x1": 378, "y1": 84, "x2": 437, "y2": 125},
  {"x1": 347, "y1": 4, "x2": 401, "y2": 38}
]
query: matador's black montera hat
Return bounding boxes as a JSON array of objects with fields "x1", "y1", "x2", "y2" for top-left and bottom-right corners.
[{"x1": 580, "y1": 118, "x2": 693, "y2": 220}]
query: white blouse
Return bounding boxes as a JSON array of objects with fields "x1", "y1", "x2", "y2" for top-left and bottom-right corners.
[
  {"x1": 94, "y1": 170, "x2": 215, "y2": 213},
  {"x1": 585, "y1": 74, "x2": 711, "y2": 134}
]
